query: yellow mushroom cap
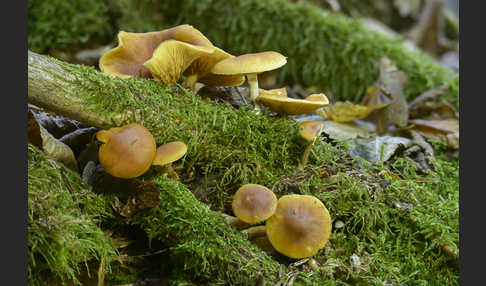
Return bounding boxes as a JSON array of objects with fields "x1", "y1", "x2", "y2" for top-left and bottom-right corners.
[
  {"x1": 256, "y1": 93, "x2": 329, "y2": 115},
  {"x1": 258, "y1": 87, "x2": 288, "y2": 98},
  {"x1": 184, "y1": 46, "x2": 245, "y2": 86},
  {"x1": 152, "y1": 141, "x2": 188, "y2": 166},
  {"x1": 232, "y1": 184, "x2": 278, "y2": 224},
  {"x1": 99, "y1": 24, "x2": 214, "y2": 79},
  {"x1": 98, "y1": 123, "x2": 156, "y2": 179},
  {"x1": 266, "y1": 194, "x2": 332, "y2": 259},
  {"x1": 211, "y1": 51, "x2": 287, "y2": 75},
  {"x1": 299, "y1": 121, "x2": 324, "y2": 142},
  {"x1": 143, "y1": 40, "x2": 214, "y2": 85}
]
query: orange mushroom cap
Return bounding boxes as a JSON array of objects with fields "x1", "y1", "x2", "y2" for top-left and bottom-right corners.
[
  {"x1": 232, "y1": 184, "x2": 278, "y2": 224},
  {"x1": 299, "y1": 121, "x2": 324, "y2": 142},
  {"x1": 97, "y1": 123, "x2": 156, "y2": 179},
  {"x1": 152, "y1": 141, "x2": 188, "y2": 166},
  {"x1": 266, "y1": 194, "x2": 332, "y2": 259}
]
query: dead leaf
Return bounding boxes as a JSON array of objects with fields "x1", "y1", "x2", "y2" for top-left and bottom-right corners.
[
  {"x1": 410, "y1": 119, "x2": 459, "y2": 149},
  {"x1": 361, "y1": 58, "x2": 409, "y2": 135},
  {"x1": 408, "y1": 85, "x2": 450, "y2": 110},
  {"x1": 29, "y1": 104, "x2": 87, "y2": 139},
  {"x1": 317, "y1": 101, "x2": 388, "y2": 123},
  {"x1": 29, "y1": 109, "x2": 78, "y2": 172},
  {"x1": 405, "y1": 0, "x2": 458, "y2": 57},
  {"x1": 409, "y1": 101, "x2": 458, "y2": 120},
  {"x1": 321, "y1": 120, "x2": 376, "y2": 140},
  {"x1": 347, "y1": 136, "x2": 412, "y2": 162}
]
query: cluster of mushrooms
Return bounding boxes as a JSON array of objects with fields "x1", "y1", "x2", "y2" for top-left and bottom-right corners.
[
  {"x1": 99, "y1": 24, "x2": 331, "y2": 168},
  {"x1": 97, "y1": 123, "x2": 186, "y2": 180},
  {"x1": 97, "y1": 25, "x2": 333, "y2": 258},
  {"x1": 229, "y1": 184, "x2": 332, "y2": 259},
  {"x1": 99, "y1": 24, "x2": 329, "y2": 114}
]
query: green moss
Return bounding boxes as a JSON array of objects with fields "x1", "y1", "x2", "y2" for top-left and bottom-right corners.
[
  {"x1": 27, "y1": 0, "x2": 113, "y2": 53},
  {"x1": 28, "y1": 144, "x2": 118, "y2": 286},
  {"x1": 115, "y1": 0, "x2": 458, "y2": 107}
]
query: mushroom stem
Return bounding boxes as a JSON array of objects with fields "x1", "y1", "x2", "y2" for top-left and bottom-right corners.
[
  {"x1": 221, "y1": 213, "x2": 250, "y2": 229},
  {"x1": 183, "y1": 74, "x2": 199, "y2": 91},
  {"x1": 299, "y1": 140, "x2": 316, "y2": 170},
  {"x1": 246, "y1": 73, "x2": 262, "y2": 112},
  {"x1": 241, "y1": 225, "x2": 267, "y2": 239},
  {"x1": 155, "y1": 164, "x2": 180, "y2": 181}
]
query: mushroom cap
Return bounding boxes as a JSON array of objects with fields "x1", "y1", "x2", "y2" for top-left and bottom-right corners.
[
  {"x1": 258, "y1": 87, "x2": 288, "y2": 98},
  {"x1": 232, "y1": 184, "x2": 278, "y2": 224},
  {"x1": 256, "y1": 93, "x2": 329, "y2": 115},
  {"x1": 197, "y1": 73, "x2": 246, "y2": 87},
  {"x1": 98, "y1": 123, "x2": 156, "y2": 179},
  {"x1": 152, "y1": 141, "x2": 188, "y2": 166},
  {"x1": 143, "y1": 40, "x2": 214, "y2": 85},
  {"x1": 299, "y1": 121, "x2": 324, "y2": 142},
  {"x1": 211, "y1": 51, "x2": 287, "y2": 75},
  {"x1": 266, "y1": 194, "x2": 332, "y2": 259},
  {"x1": 99, "y1": 24, "x2": 214, "y2": 79}
]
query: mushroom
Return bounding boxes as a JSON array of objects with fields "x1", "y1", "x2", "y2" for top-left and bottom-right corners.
[
  {"x1": 182, "y1": 46, "x2": 246, "y2": 90},
  {"x1": 232, "y1": 184, "x2": 278, "y2": 224},
  {"x1": 211, "y1": 51, "x2": 287, "y2": 112},
  {"x1": 99, "y1": 24, "x2": 214, "y2": 79},
  {"x1": 298, "y1": 121, "x2": 324, "y2": 170},
  {"x1": 143, "y1": 40, "x2": 214, "y2": 85},
  {"x1": 256, "y1": 92, "x2": 329, "y2": 115},
  {"x1": 258, "y1": 87, "x2": 288, "y2": 98},
  {"x1": 151, "y1": 141, "x2": 187, "y2": 180},
  {"x1": 266, "y1": 194, "x2": 332, "y2": 259},
  {"x1": 97, "y1": 123, "x2": 156, "y2": 179}
]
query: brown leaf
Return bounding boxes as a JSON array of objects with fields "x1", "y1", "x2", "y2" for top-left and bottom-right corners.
[
  {"x1": 361, "y1": 58, "x2": 409, "y2": 135},
  {"x1": 409, "y1": 101, "x2": 458, "y2": 120},
  {"x1": 410, "y1": 119, "x2": 459, "y2": 149}
]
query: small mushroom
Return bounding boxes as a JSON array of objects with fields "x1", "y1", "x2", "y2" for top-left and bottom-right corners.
[
  {"x1": 211, "y1": 51, "x2": 287, "y2": 112},
  {"x1": 298, "y1": 121, "x2": 324, "y2": 170},
  {"x1": 143, "y1": 40, "x2": 214, "y2": 85},
  {"x1": 232, "y1": 184, "x2": 278, "y2": 224},
  {"x1": 257, "y1": 92, "x2": 329, "y2": 115},
  {"x1": 99, "y1": 24, "x2": 214, "y2": 79},
  {"x1": 183, "y1": 46, "x2": 246, "y2": 90},
  {"x1": 258, "y1": 87, "x2": 288, "y2": 98},
  {"x1": 266, "y1": 194, "x2": 332, "y2": 259},
  {"x1": 97, "y1": 123, "x2": 156, "y2": 179},
  {"x1": 152, "y1": 141, "x2": 187, "y2": 180}
]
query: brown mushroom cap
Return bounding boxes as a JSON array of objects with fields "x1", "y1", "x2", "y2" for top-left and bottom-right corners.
[
  {"x1": 256, "y1": 93, "x2": 329, "y2": 115},
  {"x1": 98, "y1": 123, "x2": 156, "y2": 179},
  {"x1": 211, "y1": 51, "x2": 287, "y2": 75},
  {"x1": 143, "y1": 40, "x2": 214, "y2": 85},
  {"x1": 299, "y1": 121, "x2": 324, "y2": 142},
  {"x1": 232, "y1": 184, "x2": 278, "y2": 224},
  {"x1": 266, "y1": 194, "x2": 332, "y2": 259},
  {"x1": 99, "y1": 24, "x2": 214, "y2": 79},
  {"x1": 152, "y1": 141, "x2": 188, "y2": 166}
]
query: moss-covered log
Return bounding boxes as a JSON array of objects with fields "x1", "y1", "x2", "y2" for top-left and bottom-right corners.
[{"x1": 114, "y1": 0, "x2": 459, "y2": 107}]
